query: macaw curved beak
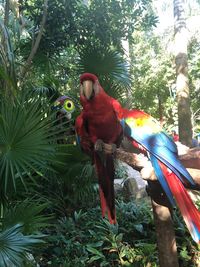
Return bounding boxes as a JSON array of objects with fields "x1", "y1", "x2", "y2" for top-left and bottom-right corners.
[{"x1": 82, "y1": 80, "x2": 94, "y2": 100}]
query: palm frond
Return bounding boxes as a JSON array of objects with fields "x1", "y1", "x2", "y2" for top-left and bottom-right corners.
[
  {"x1": 0, "y1": 224, "x2": 44, "y2": 267},
  {"x1": 32, "y1": 85, "x2": 60, "y2": 101},
  {"x1": 2, "y1": 198, "x2": 52, "y2": 234},
  {"x1": 41, "y1": 144, "x2": 97, "y2": 214},
  {"x1": 0, "y1": 93, "x2": 64, "y2": 197},
  {"x1": 77, "y1": 46, "x2": 131, "y2": 100}
]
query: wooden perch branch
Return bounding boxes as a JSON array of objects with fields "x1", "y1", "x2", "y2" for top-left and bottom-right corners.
[
  {"x1": 179, "y1": 147, "x2": 200, "y2": 168},
  {"x1": 115, "y1": 148, "x2": 149, "y2": 169},
  {"x1": 115, "y1": 147, "x2": 200, "y2": 187},
  {"x1": 141, "y1": 166, "x2": 200, "y2": 183}
]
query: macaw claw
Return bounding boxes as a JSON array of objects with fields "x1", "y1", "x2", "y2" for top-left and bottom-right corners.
[
  {"x1": 104, "y1": 143, "x2": 117, "y2": 154},
  {"x1": 94, "y1": 139, "x2": 104, "y2": 152},
  {"x1": 95, "y1": 139, "x2": 116, "y2": 154}
]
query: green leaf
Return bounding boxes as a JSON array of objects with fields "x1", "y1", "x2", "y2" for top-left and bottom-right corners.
[
  {"x1": 87, "y1": 255, "x2": 103, "y2": 263},
  {"x1": 134, "y1": 224, "x2": 144, "y2": 233},
  {"x1": 180, "y1": 247, "x2": 191, "y2": 261},
  {"x1": 87, "y1": 241, "x2": 104, "y2": 248},
  {"x1": 0, "y1": 224, "x2": 44, "y2": 267},
  {"x1": 0, "y1": 93, "x2": 63, "y2": 196},
  {"x1": 116, "y1": 233, "x2": 123, "y2": 242},
  {"x1": 86, "y1": 246, "x2": 104, "y2": 257},
  {"x1": 2, "y1": 198, "x2": 52, "y2": 234}
]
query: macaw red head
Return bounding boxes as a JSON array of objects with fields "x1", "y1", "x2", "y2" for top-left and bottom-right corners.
[{"x1": 80, "y1": 73, "x2": 101, "y2": 101}]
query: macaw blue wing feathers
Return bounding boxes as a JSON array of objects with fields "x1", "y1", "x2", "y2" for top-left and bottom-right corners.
[
  {"x1": 122, "y1": 118, "x2": 194, "y2": 186},
  {"x1": 120, "y1": 110, "x2": 200, "y2": 244},
  {"x1": 150, "y1": 154, "x2": 175, "y2": 206}
]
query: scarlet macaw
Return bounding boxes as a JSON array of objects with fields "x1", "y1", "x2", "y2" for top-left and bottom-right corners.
[
  {"x1": 75, "y1": 73, "x2": 123, "y2": 224},
  {"x1": 119, "y1": 109, "x2": 200, "y2": 243},
  {"x1": 76, "y1": 73, "x2": 200, "y2": 243}
]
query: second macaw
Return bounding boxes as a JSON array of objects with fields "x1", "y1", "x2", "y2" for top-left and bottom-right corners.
[
  {"x1": 119, "y1": 109, "x2": 200, "y2": 244},
  {"x1": 76, "y1": 73, "x2": 200, "y2": 244},
  {"x1": 52, "y1": 95, "x2": 76, "y2": 120}
]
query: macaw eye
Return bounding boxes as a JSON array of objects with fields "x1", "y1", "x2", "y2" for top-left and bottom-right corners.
[{"x1": 63, "y1": 99, "x2": 75, "y2": 112}]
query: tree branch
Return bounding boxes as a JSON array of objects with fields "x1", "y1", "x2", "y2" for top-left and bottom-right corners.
[
  {"x1": 102, "y1": 142, "x2": 200, "y2": 186},
  {"x1": 4, "y1": 0, "x2": 10, "y2": 27},
  {"x1": 20, "y1": 0, "x2": 48, "y2": 79},
  {"x1": 119, "y1": 147, "x2": 200, "y2": 186}
]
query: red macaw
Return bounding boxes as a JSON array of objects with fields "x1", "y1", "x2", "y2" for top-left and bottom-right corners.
[
  {"x1": 75, "y1": 73, "x2": 123, "y2": 224},
  {"x1": 76, "y1": 73, "x2": 200, "y2": 243}
]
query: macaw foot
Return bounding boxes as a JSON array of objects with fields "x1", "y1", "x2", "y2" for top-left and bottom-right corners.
[
  {"x1": 95, "y1": 139, "x2": 117, "y2": 154},
  {"x1": 104, "y1": 143, "x2": 117, "y2": 154},
  {"x1": 94, "y1": 139, "x2": 104, "y2": 152}
]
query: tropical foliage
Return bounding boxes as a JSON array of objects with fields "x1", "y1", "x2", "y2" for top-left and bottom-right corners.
[
  {"x1": 0, "y1": 0, "x2": 200, "y2": 266},
  {"x1": 0, "y1": 224, "x2": 44, "y2": 267},
  {"x1": 34, "y1": 202, "x2": 200, "y2": 267}
]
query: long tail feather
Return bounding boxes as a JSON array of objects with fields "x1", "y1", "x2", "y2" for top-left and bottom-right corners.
[
  {"x1": 99, "y1": 187, "x2": 107, "y2": 218},
  {"x1": 160, "y1": 161, "x2": 200, "y2": 244},
  {"x1": 150, "y1": 155, "x2": 175, "y2": 206},
  {"x1": 94, "y1": 153, "x2": 116, "y2": 224}
]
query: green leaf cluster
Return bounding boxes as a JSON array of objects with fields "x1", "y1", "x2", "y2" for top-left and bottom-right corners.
[
  {"x1": 0, "y1": 224, "x2": 44, "y2": 267},
  {"x1": 20, "y1": 0, "x2": 157, "y2": 56},
  {"x1": 38, "y1": 202, "x2": 158, "y2": 267},
  {"x1": 0, "y1": 93, "x2": 58, "y2": 199}
]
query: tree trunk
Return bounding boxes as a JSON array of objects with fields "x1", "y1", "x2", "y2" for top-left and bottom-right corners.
[
  {"x1": 173, "y1": 0, "x2": 193, "y2": 147},
  {"x1": 122, "y1": 39, "x2": 132, "y2": 108},
  {"x1": 20, "y1": 0, "x2": 48, "y2": 79},
  {"x1": 4, "y1": 0, "x2": 10, "y2": 27},
  {"x1": 151, "y1": 199, "x2": 179, "y2": 267},
  {"x1": 158, "y1": 94, "x2": 164, "y2": 126}
]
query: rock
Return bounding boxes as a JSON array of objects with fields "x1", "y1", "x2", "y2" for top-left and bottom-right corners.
[
  {"x1": 114, "y1": 161, "x2": 148, "y2": 201},
  {"x1": 120, "y1": 162, "x2": 147, "y2": 189},
  {"x1": 123, "y1": 177, "x2": 138, "y2": 200},
  {"x1": 123, "y1": 177, "x2": 147, "y2": 201},
  {"x1": 114, "y1": 180, "x2": 123, "y2": 195}
]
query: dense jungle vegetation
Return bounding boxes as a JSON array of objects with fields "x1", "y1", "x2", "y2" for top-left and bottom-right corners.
[{"x1": 0, "y1": 0, "x2": 200, "y2": 266}]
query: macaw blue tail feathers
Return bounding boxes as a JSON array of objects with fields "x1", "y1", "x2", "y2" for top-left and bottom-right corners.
[
  {"x1": 123, "y1": 120, "x2": 195, "y2": 187},
  {"x1": 162, "y1": 165, "x2": 200, "y2": 244},
  {"x1": 146, "y1": 132, "x2": 195, "y2": 187},
  {"x1": 150, "y1": 155, "x2": 175, "y2": 206}
]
